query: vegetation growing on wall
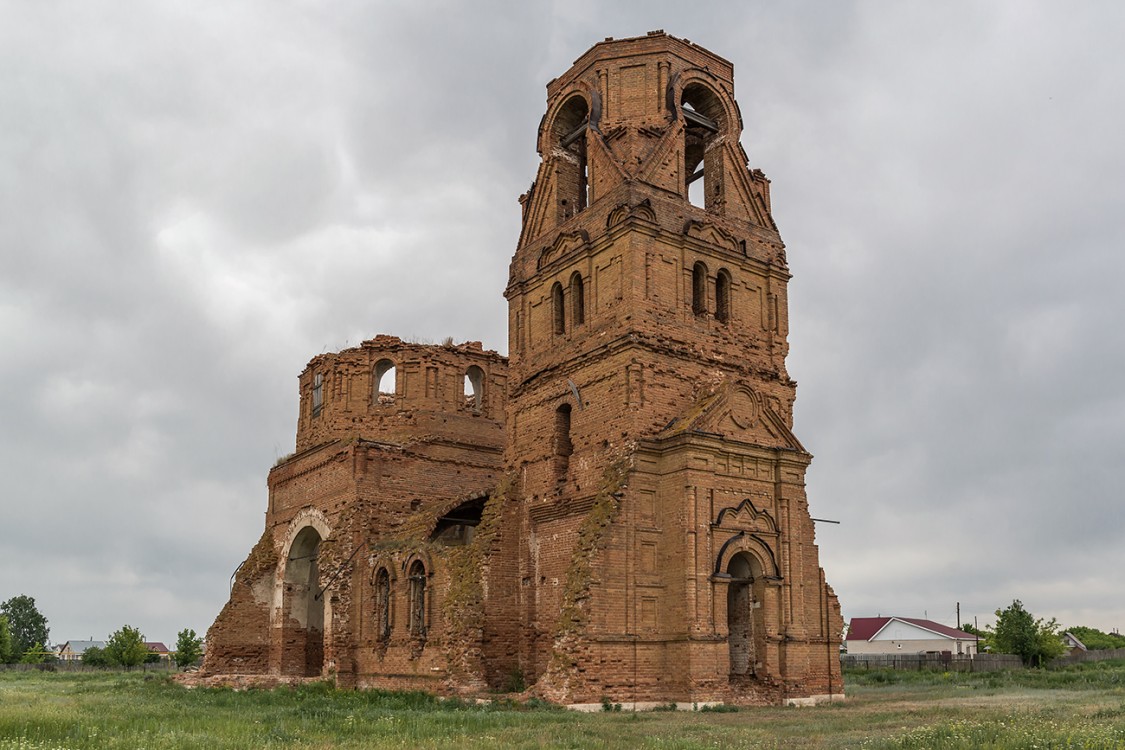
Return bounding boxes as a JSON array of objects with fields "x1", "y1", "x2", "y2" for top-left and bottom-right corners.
[
  {"x1": 441, "y1": 476, "x2": 512, "y2": 686},
  {"x1": 547, "y1": 454, "x2": 632, "y2": 676}
]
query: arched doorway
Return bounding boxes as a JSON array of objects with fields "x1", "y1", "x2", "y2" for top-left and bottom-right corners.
[
  {"x1": 282, "y1": 526, "x2": 324, "y2": 676},
  {"x1": 726, "y1": 551, "x2": 765, "y2": 677}
]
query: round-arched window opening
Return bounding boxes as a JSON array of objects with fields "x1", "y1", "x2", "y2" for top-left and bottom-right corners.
[
  {"x1": 716, "y1": 269, "x2": 732, "y2": 323},
  {"x1": 552, "y1": 95, "x2": 591, "y2": 215},
  {"x1": 692, "y1": 261, "x2": 708, "y2": 316},
  {"x1": 374, "y1": 359, "x2": 396, "y2": 404},
  {"x1": 408, "y1": 560, "x2": 427, "y2": 637},
  {"x1": 682, "y1": 83, "x2": 725, "y2": 209},
  {"x1": 464, "y1": 365, "x2": 485, "y2": 412}
]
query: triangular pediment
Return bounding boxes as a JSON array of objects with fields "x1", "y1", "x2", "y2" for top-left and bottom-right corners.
[{"x1": 659, "y1": 381, "x2": 805, "y2": 452}]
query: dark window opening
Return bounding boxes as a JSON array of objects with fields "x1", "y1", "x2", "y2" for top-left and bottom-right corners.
[
  {"x1": 408, "y1": 560, "x2": 427, "y2": 637},
  {"x1": 552, "y1": 282, "x2": 566, "y2": 335},
  {"x1": 553, "y1": 96, "x2": 590, "y2": 220},
  {"x1": 311, "y1": 373, "x2": 324, "y2": 417},
  {"x1": 570, "y1": 272, "x2": 585, "y2": 326},
  {"x1": 692, "y1": 262, "x2": 708, "y2": 316},
  {"x1": 716, "y1": 269, "x2": 732, "y2": 323},
  {"x1": 430, "y1": 496, "x2": 486, "y2": 546},
  {"x1": 464, "y1": 365, "x2": 484, "y2": 411},
  {"x1": 554, "y1": 403, "x2": 573, "y2": 476},
  {"x1": 374, "y1": 568, "x2": 392, "y2": 641},
  {"x1": 374, "y1": 359, "x2": 396, "y2": 405}
]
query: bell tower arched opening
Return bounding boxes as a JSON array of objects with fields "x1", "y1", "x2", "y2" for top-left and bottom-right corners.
[
  {"x1": 682, "y1": 83, "x2": 724, "y2": 210},
  {"x1": 282, "y1": 526, "x2": 325, "y2": 677},
  {"x1": 552, "y1": 95, "x2": 590, "y2": 220}
]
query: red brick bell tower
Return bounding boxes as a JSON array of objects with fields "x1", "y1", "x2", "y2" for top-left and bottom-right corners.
[{"x1": 499, "y1": 31, "x2": 843, "y2": 706}]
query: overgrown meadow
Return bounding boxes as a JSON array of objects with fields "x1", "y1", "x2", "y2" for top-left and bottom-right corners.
[{"x1": 0, "y1": 662, "x2": 1123, "y2": 749}]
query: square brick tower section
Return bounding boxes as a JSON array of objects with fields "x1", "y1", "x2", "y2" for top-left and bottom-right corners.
[
  {"x1": 200, "y1": 32, "x2": 842, "y2": 708},
  {"x1": 498, "y1": 32, "x2": 842, "y2": 706}
]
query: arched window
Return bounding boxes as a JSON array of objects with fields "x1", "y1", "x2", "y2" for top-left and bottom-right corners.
[
  {"x1": 553, "y1": 95, "x2": 590, "y2": 219},
  {"x1": 682, "y1": 84, "x2": 724, "y2": 210},
  {"x1": 374, "y1": 568, "x2": 392, "y2": 641},
  {"x1": 716, "y1": 269, "x2": 732, "y2": 323},
  {"x1": 311, "y1": 372, "x2": 324, "y2": 417},
  {"x1": 552, "y1": 282, "x2": 566, "y2": 335},
  {"x1": 692, "y1": 262, "x2": 708, "y2": 316},
  {"x1": 570, "y1": 272, "x2": 585, "y2": 326},
  {"x1": 374, "y1": 359, "x2": 396, "y2": 404},
  {"x1": 407, "y1": 560, "x2": 427, "y2": 637},
  {"x1": 464, "y1": 365, "x2": 484, "y2": 412},
  {"x1": 554, "y1": 403, "x2": 573, "y2": 476}
]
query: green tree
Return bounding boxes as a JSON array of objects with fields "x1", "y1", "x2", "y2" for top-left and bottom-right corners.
[
  {"x1": 1064, "y1": 625, "x2": 1125, "y2": 651},
  {"x1": 81, "y1": 646, "x2": 110, "y2": 667},
  {"x1": 105, "y1": 625, "x2": 149, "y2": 669},
  {"x1": 174, "y1": 628, "x2": 203, "y2": 669},
  {"x1": 0, "y1": 595, "x2": 49, "y2": 661},
  {"x1": 0, "y1": 615, "x2": 12, "y2": 663},
  {"x1": 18, "y1": 642, "x2": 49, "y2": 664},
  {"x1": 992, "y1": 600, "x2": 1067, "y2": 667}
]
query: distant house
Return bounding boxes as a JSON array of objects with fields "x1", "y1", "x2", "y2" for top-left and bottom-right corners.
[
  {"x1": 57, "y1": 640, "x2": 106, "y2": 661},
  {"x1": 846, "y1": 617, "x2": 980, "y2": 656},
  {"x1": 145, "y1": 642, "x2": 172, "y2": 662},
  {"x1": 1061, "y1": 631, "x2": 1087, "y2": 655}
]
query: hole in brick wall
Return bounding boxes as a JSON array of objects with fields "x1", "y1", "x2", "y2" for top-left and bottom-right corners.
[{"x1": 430, "y1": 496, "x2": 486, "y2": 546}]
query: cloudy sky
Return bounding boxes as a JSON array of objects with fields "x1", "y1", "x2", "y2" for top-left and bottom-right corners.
[{"x1": 3, "y1": 1, "x2": 1123, "y2": 646}]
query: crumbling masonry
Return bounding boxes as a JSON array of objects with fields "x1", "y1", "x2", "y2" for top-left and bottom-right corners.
[{"x1": 202, "y1": 32, "x2": 844, "y2": 707}]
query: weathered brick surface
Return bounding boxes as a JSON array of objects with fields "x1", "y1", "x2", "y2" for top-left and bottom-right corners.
[{"x1": 200, "y1": 32, "x2": 843, "y2": 706}]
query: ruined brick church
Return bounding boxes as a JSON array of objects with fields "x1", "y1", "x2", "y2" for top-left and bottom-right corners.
[{"x1": 202, "y1": 32, "x2": 843, "y2": 707}]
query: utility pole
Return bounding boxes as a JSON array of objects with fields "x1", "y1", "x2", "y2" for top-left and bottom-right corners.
[{"x1": 956, "y1": 602, "x2": 961, "y2": 629}]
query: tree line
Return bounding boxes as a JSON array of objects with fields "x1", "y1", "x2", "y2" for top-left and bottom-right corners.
[
  {"x1": 1, "y1": 594, "x2": 203, "y2": 669},
  {"x1": 958, "y1": 599, "x2": 1125, "y2": 667}
]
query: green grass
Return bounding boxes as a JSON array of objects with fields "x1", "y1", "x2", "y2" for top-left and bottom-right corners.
[{"x1": 0, "y1": 665, "x2": 1123, "y2": 749}]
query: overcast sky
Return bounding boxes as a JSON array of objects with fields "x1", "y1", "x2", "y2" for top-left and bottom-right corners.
[{"x1": 2, "y1": 1, "x2": 1123, "y2": 646}]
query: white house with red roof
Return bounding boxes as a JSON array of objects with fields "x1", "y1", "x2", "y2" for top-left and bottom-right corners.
[{"x1": 846, "y1": 617, "x2": 980, "y2": 655}]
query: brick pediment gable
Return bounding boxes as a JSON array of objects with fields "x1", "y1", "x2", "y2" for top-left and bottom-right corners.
[{"x1": 660, "y1": 382, "x2": 805, "y2": 452}]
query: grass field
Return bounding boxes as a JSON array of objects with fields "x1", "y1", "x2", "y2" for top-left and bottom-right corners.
[{"x1": 1, "y1": 663, "x2": 1124, "y2": 749}]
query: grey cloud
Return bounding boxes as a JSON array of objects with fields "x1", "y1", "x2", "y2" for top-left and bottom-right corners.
[{"x1": 2, "y1": 1, "x2": 1123, "y2": 643}]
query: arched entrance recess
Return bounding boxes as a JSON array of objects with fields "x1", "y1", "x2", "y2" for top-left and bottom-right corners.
[
  {"x1": 282, "y1": 526, "x2": 325, "y2": 676},
  {"x1": 726, "y1": 551, "x2": 766, "y2": 677}
]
